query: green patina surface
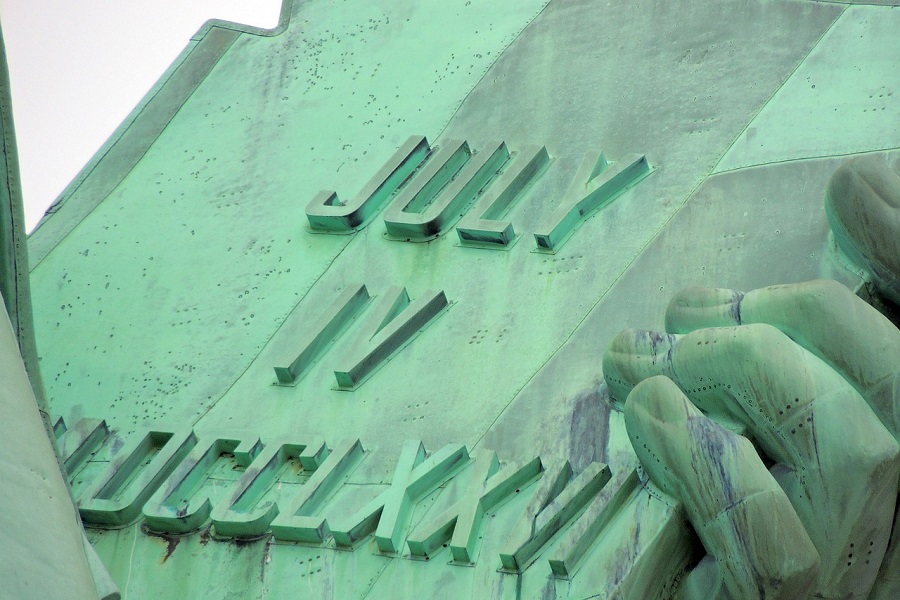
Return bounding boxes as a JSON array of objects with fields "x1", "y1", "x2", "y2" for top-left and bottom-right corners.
[
  {"x1": 3, "y1": 0, "x2": 898, "y2": 598},
  {"x1": 0, "y1": 22, "x2": 99, "y2": 598}
]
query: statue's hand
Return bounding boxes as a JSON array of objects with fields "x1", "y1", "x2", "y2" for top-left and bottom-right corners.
[{"x1": 603, "y1": 280, "x2": 900, "y2": 600}]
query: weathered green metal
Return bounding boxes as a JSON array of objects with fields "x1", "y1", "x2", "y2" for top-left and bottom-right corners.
[
  {"x1": 605, "y1": 281, "x2": 900, "y2": 598},
  {"x1": 826, "y1": 157, "x2": 900, "y2": 305},
  {"x1": 0, "y1": 18, "x2": 45, "y2": 420},
  {"x1": 1, "y1": 20, "x2": 114, "y2": 599},
  {"x1": 2, "y1": 0, "x2": 899, "y2": 597},
  {"x1": 0, "y1": 283, "x2": 100, "y2": 600}
]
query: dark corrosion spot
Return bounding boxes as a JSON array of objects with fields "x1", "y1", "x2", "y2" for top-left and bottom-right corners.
[{"x1": 142, "y1": 524, "x2": 185, "y2": 564}]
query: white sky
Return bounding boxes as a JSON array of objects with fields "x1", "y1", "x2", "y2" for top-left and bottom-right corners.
[{"x1": 0, "y1": 0, "x2": 283, "y2": 232}]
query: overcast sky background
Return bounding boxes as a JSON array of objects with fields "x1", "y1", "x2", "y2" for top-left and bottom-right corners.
[{"x1": 1, "y1": 0, "x2": 283, "y2": 232}]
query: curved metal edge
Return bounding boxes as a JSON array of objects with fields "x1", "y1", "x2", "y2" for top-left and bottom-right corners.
[{"x1": 26, "y1": 0, "x2": 296, "y2": 268}]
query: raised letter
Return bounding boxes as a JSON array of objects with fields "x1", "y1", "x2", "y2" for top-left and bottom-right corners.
[
  {"x1": 330, "y1": 441, "x2": 469, "y2": 552},
  {"x1": 534, "y1": 152, "x2": 650, "y2": 251},
  {"x1": 384, "y1": 141, "x2": 509, "y2": 240},
  {"x1": 273, "y1": 284, "x2": 370, "y2": 385},
  {"x1": 499, "y1": 461, "x2": 611, "y2": 572},
  {"x1": 456, "y1": 145, "x2": 550, "y2": 246},
  {"x1": 79, "y1": 427, "x2": 196, "y2": 526},
  {"x1": 333, "y1": 286, "x2": 448, "y2": 389},
  {"x1": 306, "y1": 136, "x2": 430, "y2": 232},
  {"x1": 57, "y1": 417, "x2": 109, "y2": 475},
  {"x1": 407, "y1": 449, "x2": 542, "y2": 562},
  {"x1": 210, "y1": 438, "x2": 328, "y2": 538},
  {"x1": 269, "y1": 439, "x2": 365, "y2": 543},
  {"x1": 547, "y1": 468, "x2": 640, "y2": 577},
  {"x1": 142, "y1": 430, "x2": 261, "y2": 533}
]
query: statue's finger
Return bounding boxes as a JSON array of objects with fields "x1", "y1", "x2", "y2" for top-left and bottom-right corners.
[
  {"x1": 602, "y1": 328, "x2": 677, "y2": 403},
  {"x1": 826, "y1": 157, "x2": 900, "y2": 305},
  {"x1": 870, "y1": 503, "x2": 900, "y2": 600},
  {"x1": 604, "y1": 323, "x2": 899, "y2": 598},
  {"x1": 625, "y1": 375, "x2": 818, "y2": 600},
  {"x1": 666, "y1": 280, "x2": 900, "y2": 440}
]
